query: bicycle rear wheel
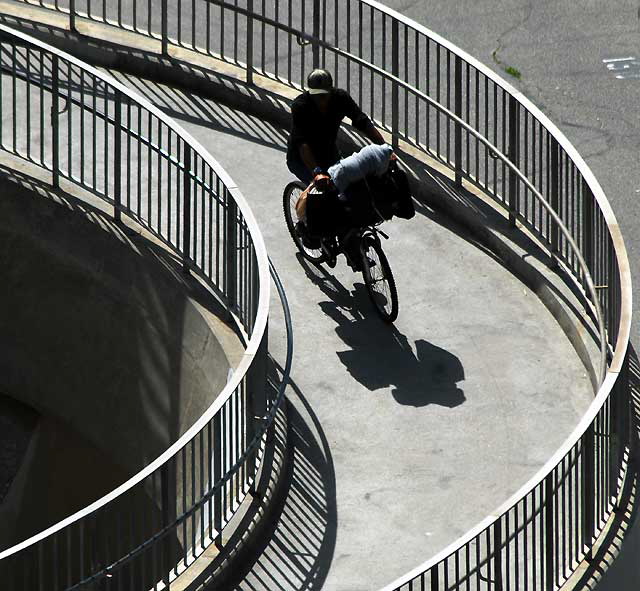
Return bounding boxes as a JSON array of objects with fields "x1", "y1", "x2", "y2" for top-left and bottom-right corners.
[
  {"x1": 282, "y1": 181, "x2": 326, "y2": 264},
  {"x1": 360, "y1": 236, "x2": 399, "y2": 322}
]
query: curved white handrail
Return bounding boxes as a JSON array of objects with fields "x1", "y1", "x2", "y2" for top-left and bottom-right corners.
[{"x1": 0, "y1": 23, "x2": 272, "y2": 561}]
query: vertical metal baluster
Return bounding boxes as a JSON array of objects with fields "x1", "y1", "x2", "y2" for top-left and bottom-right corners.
[
  {"x1": 200, "y1": 429, "x2": 205, "y2": 551},
  {"x1": 247, "y1": 0, "x2": 254, "y2": 84},
  {"x1": 221, "y1": 0, "x2": 225, "y2": 59},
  {"x1": 287, "y1": 0, "x2": 293, "y2": 84},
  {"x1": 321, "y1": 0, "x2": 326, "y2": 66},
  {"x1": 181, "y1": 447, "x2": 188, "y2": 567},
  {"x1": 206, "y1": 0, "x2": 211, "y2": 55},
  {"x1": 51, "y1": 55, "x2": 59, "y2": 188},
  {"x1": 213, "y1": 412, "x2": 223, "y2": 548},
  {"x1": 137, "y1": 106, "x2": 142, "y2": 216},
  {"x1": 26, "y1": 47, "x2": 31, "y2": 161},
  {"x1": 508, "y1": 95, "x2": 519, "y2": 225},
  {"x1": 183, "y1": 143, "x2": 192, "y2": 273},
  {"x1": 369, "y1": 7, "x2": 374, "y2": 121},
  {"x1": 550, "y1": 137, "x2": 559, "y2": 261},
  {"x1": 261, "y1": 0, "x2": 266, "y2": 73},
  {"x1": 391, "y1": 18, "x2": 399, "y2": 149},
  {"x1": 114, "y1": 89, "x2": 122, "y2": 222},
  {"x1": 10, "y1": 42, "x2": 16, "y2": 156},
  {"x1": 226, "y1": 189, "x2": 237, "y2": 309},
  {"x1": 79, "y1": 69, "x2": 85, "y2": 185},
  {"x1": 436, "y1": 44, "x2": 440, "y2": 157},
  {"x1": 454, "y1": 54, "x2": 462, "y2": 185},
  {"x1": 156, "y1": 120, "x2": 162, "y2": 234},
  {"x1": 346, "y1": 0, "x2": 351, "y2": 92},
  {"x1": 193, "y1": 0, "x2": 197, "y2": 50},
  {"x1": 161, "y1": 0, "x2": 168, "y2": 55},
  {"x1": 147, "y1": 112, "x2": 152, "y2": 228},
  {"x1": 358, "y1": 2, "x2": 363, "y2": 106},
  {"x1": 446, "y1": 50, "x2": 450, "y2": 163},
  {"x1": 191, "y1": 441, "x2": 196, "y2": 558},
  {"x1": 545, "y1": 473, "x2": 555, "y2": 591},
  {"x1": 333, "y1": 0, "x2": 338, "y2": 85},
  {"x1": 68, "y1": 63, "x2": 73, "y2": 182},
  {"x1": 160, "y1": 464, "x2": 170, "y2": 588},
  {"x1": 275, "y1": 0, "x2": 280, "y2": 78}
]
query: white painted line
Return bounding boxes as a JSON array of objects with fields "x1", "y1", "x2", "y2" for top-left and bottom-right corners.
[{"x1": 602, "y1": 56, "x2": 636, "y2": 63}]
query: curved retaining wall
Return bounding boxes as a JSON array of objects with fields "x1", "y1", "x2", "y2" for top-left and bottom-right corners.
[{"x1": 0, "y1": 172, "x2": 239, "y2": 552}]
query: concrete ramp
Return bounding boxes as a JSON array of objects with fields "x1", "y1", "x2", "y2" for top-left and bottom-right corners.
[{"x1": 96, "y1": 72, "x2": 598, "y2": 589}]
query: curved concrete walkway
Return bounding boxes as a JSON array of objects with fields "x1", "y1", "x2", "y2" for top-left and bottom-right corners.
[{"x1": 95, "y1": 71, "x2": 596, "y2": 590}]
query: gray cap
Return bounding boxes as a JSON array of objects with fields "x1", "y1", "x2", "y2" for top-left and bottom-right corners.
[{"x1": 307, "y1": 69, "x2": 333, "y2": 95}]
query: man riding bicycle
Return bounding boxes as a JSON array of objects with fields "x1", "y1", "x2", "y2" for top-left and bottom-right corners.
[{"x1": 286, "y1": 69, "x2": 388, "y2": 186}]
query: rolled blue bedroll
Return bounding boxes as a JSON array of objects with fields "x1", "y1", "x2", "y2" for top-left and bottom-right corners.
[{"x1": 327, "y1": 144, "x2": 394, "y2": 193}]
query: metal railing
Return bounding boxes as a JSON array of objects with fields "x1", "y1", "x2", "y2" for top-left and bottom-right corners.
[
  {"x1": 0, "y1": 23, "x2": 293, "y2": 590},
  {"x1": 0, "y1": 1, "x2": 634, "y2": 590}
]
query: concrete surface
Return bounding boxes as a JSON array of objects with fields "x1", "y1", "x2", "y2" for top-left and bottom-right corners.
[
  {"x1": 95, "y1": 71, "x2": 597, "y2": 589},
  {"x1": 0, "y1": 170, "x2": 242, "y2": 550}
]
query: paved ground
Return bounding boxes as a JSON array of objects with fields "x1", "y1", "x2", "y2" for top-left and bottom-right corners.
[{"x1": 93, "y1": 69, "x2": 595, "y2": 589}]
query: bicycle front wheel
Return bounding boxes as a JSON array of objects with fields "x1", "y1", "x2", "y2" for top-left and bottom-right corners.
[
  {"x1": 360, "y1": 236, "x2": 399, "y2": 322},
  {"x1": 282, "y1": 181, "x2": 326, "y2": 264}
]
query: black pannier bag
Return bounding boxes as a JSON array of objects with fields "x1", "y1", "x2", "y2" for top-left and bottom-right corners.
[
  {"x1": 306, "y1": 164, "x2": 415, "y2": 238},
  {"x1": 344, "y1": 164, "x2": 415, "y2": 224}
]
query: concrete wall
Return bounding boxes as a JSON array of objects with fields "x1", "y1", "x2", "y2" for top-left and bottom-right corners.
[{"x1": 0, "y1": 174, "x2": 235, "y2": 549}]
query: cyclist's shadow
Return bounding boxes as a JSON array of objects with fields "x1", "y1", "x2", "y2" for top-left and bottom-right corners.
[{"x1": 297, "y1": 254, "x2": 466, "y2": 408}]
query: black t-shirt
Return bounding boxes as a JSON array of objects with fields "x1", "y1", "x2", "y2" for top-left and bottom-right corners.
[{"x1": 287, "y1": 88, "x2": 372, "y2": 168}]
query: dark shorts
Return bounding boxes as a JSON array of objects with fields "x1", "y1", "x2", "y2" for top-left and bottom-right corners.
[{"x1": 286, "y1": 147, "x2": 340, "y2": 185}]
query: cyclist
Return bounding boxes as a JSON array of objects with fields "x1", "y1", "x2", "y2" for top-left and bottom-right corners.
[{"x1": 286, "y1": 68, "x2": 387, "y2": 185}]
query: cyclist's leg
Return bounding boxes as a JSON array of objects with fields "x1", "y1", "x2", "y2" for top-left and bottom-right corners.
[{"x1": 287, "y1": 154, "x2": 313, "y2": 185}]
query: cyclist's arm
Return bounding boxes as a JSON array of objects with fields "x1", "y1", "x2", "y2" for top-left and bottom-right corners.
[
  {"x1": 341, "y1": 90, "x2": 386, "y2": 147},
  {"x1": 362, "y1": 122, "x2": 385, "y2": 145},
  {"x1": 298, "y1": 142, "x2": 320, "y2": 173}
]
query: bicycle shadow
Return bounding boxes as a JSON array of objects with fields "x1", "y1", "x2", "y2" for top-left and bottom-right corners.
[{"x1": 297, "y1": 254, "x2": 466, "y2": 408}]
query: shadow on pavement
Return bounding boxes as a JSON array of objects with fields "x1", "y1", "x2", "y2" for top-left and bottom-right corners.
[
  {"x1": 297, "y1": 254, "x2": 466, "y2": 408},
  {"x1": 217, "y1": 367, "x2": 337, "y2": 591}
]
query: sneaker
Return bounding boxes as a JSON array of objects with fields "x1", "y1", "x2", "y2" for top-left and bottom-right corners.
[
  {"x1": 295, "y1": 221, "x2": 321, "y2": 249},
  {"x1": 321, "y1": 241, "x2": 337, "y2": 268}
]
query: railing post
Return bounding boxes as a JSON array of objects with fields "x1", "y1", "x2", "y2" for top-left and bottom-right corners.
[
  {"x1": 493, "y1": 519, "x2": 503, "y2": 590},
  {"x1": 544, "y1": 475, "x2": 555, "y2": 591},
  {"x1": 246, "y1": 0, "x2": 254, "y2": 84},
  {"x1": 226, "y1": 192, "x2": 238, "y2": 310},
  {"x1": 454, "y1": 55, "x2": 463, "y2": 186},
  {"x1": 550, "y1": 137, "x2": 560, "y2": 262},
  {"x1": 51, "y1": 55, "x2": 60, "y2": 189},
  {"x1": 582, "y1": 179, "x2": 594, "y2": 290},
  {"x1": 161, "y1": 0, "x2": 168, "y2": 57},
  {"x1": 508, "y1": 95, "x2": 519, "y2": 227},
  {"x1": 312, "y1": 0, "x2": 321, "y2": 69},
  {"x1": 582, "y1": 426, "x2": 595, "y2": 560},
  {"x1": 69, "y1": 0, "x2": 76, "y2": 32},
  {"x1": 247, "y1": 324, "x2": 268, "y2": 494},
  {"x1": 391, "y1": 19, "x2": 399, "y2": 150},
  {"x1": 213, "y1": 413, "x2": 223, "y2": 549},
  {"x1": 182, "y1": 145, "x2": 192, "y2": 274},
  {"x1": 160, "y1": 463, "x2": 171, "y2": 588},
  {"x1": 113, "y1": 90, "x2": 122, "y2": 223}
]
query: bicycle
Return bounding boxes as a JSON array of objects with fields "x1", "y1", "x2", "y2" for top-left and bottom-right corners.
[{"x1": 283, "y1": 178, "x2": 399, "y2": 323}]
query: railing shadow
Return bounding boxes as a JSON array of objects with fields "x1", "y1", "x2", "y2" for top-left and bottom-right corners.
[
  {"x1": 565, "y1": 345, "x2": 640, "y2": 591},
  {"x1": 210, "y1": 364, "x2": 337, "y2": 591}
]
